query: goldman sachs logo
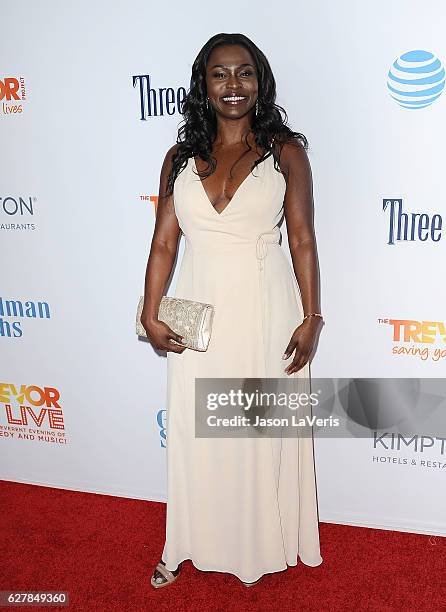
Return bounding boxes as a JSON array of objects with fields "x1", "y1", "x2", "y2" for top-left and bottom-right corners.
[
  {"x1": 132, "y1": 74, "x2": 187, "y2": 120},
  {"x1": 0, "y1": 296, "x2": 51, "y2": 337},
  {"x1": 383, "y1": 199, "x2": 442, "y2": 245}
]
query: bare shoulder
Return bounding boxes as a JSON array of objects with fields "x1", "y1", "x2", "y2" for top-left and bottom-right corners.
[
  {"x1": 159, "y1": 143, "x2": 180, "y2": 182},
  {"x1": 161, "y1": 143, "x2": 180, "y2": 172},
  {"x1": 272, "y1": 136, "x2": 311, "y2": 182},
  {"x1": 158, "y1": 143, "x2": 181, "y2": 201}
]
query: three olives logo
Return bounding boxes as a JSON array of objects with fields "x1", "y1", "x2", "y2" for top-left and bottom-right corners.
[
  {"x1": 387, "y1": 50, "x2": 445, "y2": 109},
  {"x1": 132, "y1": 74, "x2": 186, "y2": 120}
]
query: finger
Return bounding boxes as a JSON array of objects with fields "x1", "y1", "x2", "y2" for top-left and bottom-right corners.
[
  {"x1": 168, "y1": 332, "x2": 184, "y2": 345},
  {"x1": 285, "y1": 351, "x2": 304, "y2": 374},
  {"x1": 282, "y1": 340, "x2": 297, "y2": 360},
  {"x1": 286, "y1": 354, "x2": 309, "y2": 375},
  {"x1": 294, "y1": 354, "x2": 309, "y2": 372},
  {"x1": 166, "y1": 341, "x2": 186, "y2": 353}
]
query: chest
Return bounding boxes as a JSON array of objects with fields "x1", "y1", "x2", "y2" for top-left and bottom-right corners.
[
  {"x1": 193, "y1": 153, "x2": 265, "y2": 214},
  {"x1": 173, "y1": 153, "x2": 286, "y2": 228}
]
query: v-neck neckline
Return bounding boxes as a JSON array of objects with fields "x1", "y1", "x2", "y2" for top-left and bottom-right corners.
[{"x1": 192, "y1": 156, "x2": 261, "y2": 218}]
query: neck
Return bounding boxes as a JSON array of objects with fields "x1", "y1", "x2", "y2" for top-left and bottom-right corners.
[{"x1": 214, "y1": 116, "x2": 254, "y2": 147}]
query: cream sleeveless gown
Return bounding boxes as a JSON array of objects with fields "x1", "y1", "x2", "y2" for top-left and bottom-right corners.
[{"x1": 161, "y1": 153, "x2": 323, "y2": 582}]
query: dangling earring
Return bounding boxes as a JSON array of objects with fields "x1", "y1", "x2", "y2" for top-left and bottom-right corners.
[
  {"x1": 206, "y1": 96, "x2": 210, "y2": 111},
  {"x1": 255, "y1": 99, "x2": 259, "y2": 115}
]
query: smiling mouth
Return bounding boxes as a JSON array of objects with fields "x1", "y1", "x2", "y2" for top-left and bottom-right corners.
[{"x1": 221, "y1": 95, "x2": 248, "y2": 104}]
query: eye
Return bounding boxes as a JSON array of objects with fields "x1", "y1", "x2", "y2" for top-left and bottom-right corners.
[
  {"x1": 213, "y1": 71, "x2": 226, "y2": 78},
  {"x1": 240, "y1": 70, "x2": 254, "y2": 77}
]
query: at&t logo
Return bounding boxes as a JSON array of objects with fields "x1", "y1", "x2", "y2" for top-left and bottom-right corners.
[{"x1": 387, "y1": 50, "x2": 445, "y2": 109}]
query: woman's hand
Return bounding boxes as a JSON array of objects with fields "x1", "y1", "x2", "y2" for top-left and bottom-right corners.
[
  {"x1": 282, "y1": 317, "x2": 323, "y2": 375},
  {"x1": 141, "y1": 314, "x2": 187, "y2": 354}
]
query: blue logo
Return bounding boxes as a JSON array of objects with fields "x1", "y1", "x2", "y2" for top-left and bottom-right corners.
[
  {"x1": 0, "y1": 296, "x2": 51, "y2": 338},
  {"x1": 383, "y1": 199, "x2": 442, "y2": 244},
  {"x1": 157, "y1": 409, "x2": 166, "y2": 448},
  {"x1": 132, "y1": 74, "x2": 186, "y2": 120},
  {"x1": 387, "y1": 50, "x2": 445, "y2": 109}
]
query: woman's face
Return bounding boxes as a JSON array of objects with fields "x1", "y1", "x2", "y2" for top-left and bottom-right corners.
[{"x1": 205, "y1": 44, "x2": 258, "y2": 119}]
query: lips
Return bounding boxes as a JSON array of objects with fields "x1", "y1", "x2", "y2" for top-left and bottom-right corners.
[{"x1": 221, "y1": 94, "x2": 248, "y2": 105}]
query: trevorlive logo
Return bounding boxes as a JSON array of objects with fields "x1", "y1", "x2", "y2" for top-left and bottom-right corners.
[
  {"x1": 1, "y1": 77, "x2": 26, "y2": 115},
  {"x1": 379, "y1": 318, "x2": 446, "y2": 362},
  {"x1": 383, "y1": 199, "x2": 442, "y2": 244},
  {"x1": 0, "y1": 383, "x2": 65, "y2": 430},
  {"x1": 380, "y1": 319, "x2": 446, "y2": 343},
  {"x1": 392, "y1": 319, "x2": 445, "y2": 343},
  {"x1": 389, "y1": 319, "x2": 446, "y2": 344}
]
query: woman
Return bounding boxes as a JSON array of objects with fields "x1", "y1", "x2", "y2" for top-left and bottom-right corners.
[{"x1": 141, "y1": 32, "x2": 324, "y2": 587}]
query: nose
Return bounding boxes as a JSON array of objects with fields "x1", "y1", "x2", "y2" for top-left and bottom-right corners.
[{"x1": 226, "y1": 73, "x2": 242, "y2": 89}]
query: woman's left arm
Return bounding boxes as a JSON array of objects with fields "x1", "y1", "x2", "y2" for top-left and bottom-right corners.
[{"x1": 280, "y1": 140, "x2": 324, "y2": 375}]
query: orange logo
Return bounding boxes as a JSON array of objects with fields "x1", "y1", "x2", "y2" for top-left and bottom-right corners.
[
  {"x1": 0, "y1": 382, "x2": 67, "y2": 444},
  {"x1": 140, "y1": 195, "x2": 158, "y2": 214},
  {"x1": 1, "y1": 77, "x2": 26, "y2": 115},
  {"x1": 379, "y1": 318, "x2": 446, "y2": 362},
  {"x1": 389, "y1": 319, "x2": 446, "y2": 343}
]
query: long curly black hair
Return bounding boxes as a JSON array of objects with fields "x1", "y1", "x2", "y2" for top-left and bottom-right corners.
[{"x1": 165, "y1": 32, "x2": 308, "y2": 196}]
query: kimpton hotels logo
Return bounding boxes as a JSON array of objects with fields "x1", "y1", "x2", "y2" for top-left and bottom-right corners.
[
  {"x1": 373, "y1": 432, "x2": 446, "y2": 470},
  {"x1": 1, "y1": 195, "x2": 37, "y2": 231},
  {"x1": 387, "y1": 50, "x2": 445, "y2": 109}
]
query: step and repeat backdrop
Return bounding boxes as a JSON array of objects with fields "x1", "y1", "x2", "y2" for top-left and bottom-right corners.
[{"x1": 1, "y1": 1, "x2": 445, "y2": 536}]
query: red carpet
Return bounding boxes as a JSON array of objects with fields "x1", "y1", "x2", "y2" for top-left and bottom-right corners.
[{"x1": 1, "y1": 480, "x2": 444, "y2": 611}]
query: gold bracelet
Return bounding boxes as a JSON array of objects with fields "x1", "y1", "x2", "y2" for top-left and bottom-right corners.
[{"x1": 303, "y1": 313, "x2": 324, "y2": 321}]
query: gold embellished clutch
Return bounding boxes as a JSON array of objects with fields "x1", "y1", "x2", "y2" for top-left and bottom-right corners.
[{"x1": 136, "y1": 295, "x2": 215, "y2": 352}]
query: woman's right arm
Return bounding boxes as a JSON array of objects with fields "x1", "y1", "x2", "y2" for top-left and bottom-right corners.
[{"x1": 140, "y1": 144, "x2": 186, "y2": 354}]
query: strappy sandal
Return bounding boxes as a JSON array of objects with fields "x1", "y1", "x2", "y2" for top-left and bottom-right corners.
[{"x1": 150, "y1": 560, "x2": 181, "y2": 589}]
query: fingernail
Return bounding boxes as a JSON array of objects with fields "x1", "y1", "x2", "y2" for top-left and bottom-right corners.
[{"x1": 282, "y1": 353, "x2": 288, "y2": 359}]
